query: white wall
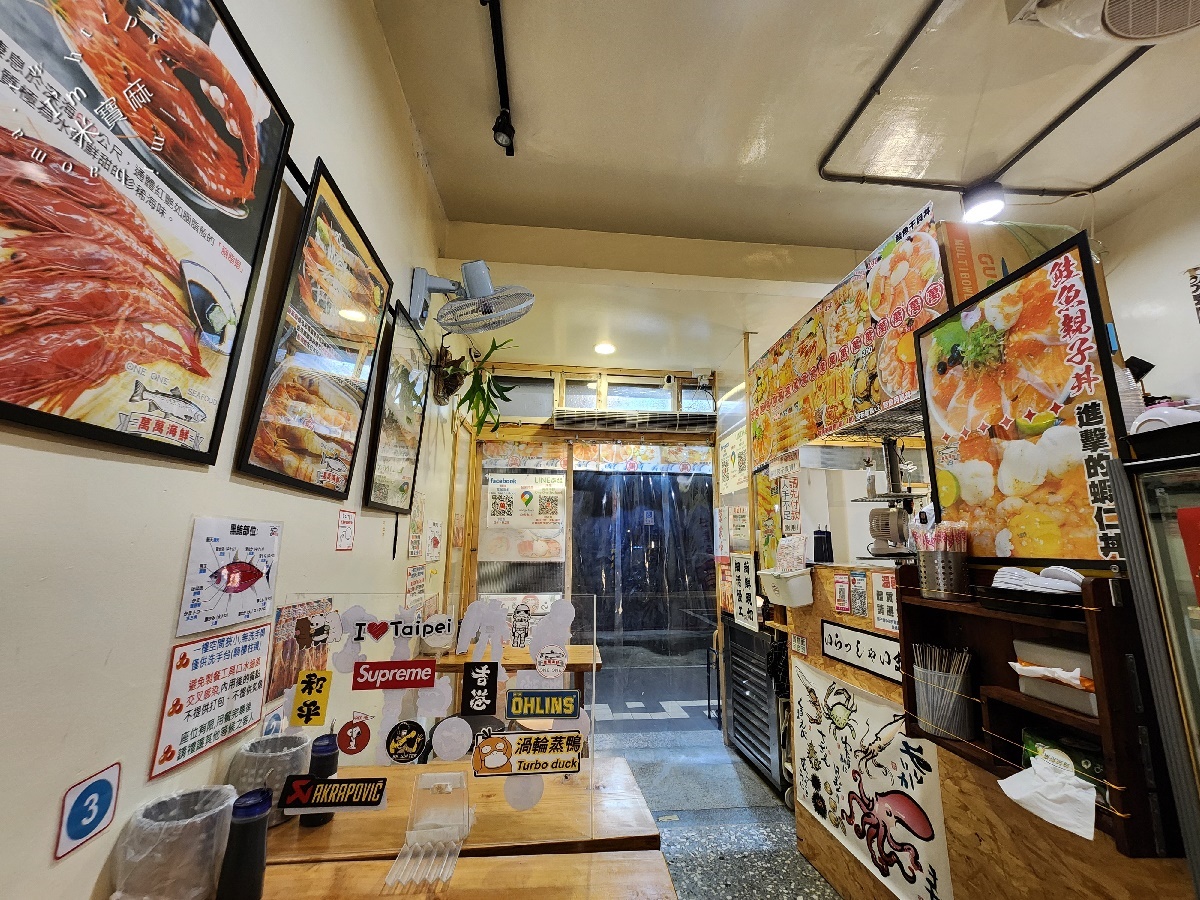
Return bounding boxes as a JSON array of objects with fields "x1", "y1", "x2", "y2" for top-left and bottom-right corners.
[
  {"x1": 0, "y1": 3, "x2": 452, "y2": 897},
  {"x1": 1099, "y1": 171, "x2": 1200, "y2": 399}
]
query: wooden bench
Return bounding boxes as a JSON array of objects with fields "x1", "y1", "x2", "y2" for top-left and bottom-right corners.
[{"x1": 263, "y1": 850, "x2": 677, "y2": 899}]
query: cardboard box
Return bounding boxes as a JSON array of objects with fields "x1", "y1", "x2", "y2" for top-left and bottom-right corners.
[{"x1": 936, "y1": 221, "x2": 1123, "y2": 365}]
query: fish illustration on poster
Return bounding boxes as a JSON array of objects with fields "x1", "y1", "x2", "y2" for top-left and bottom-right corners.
[
  {"x1": 177, "y1": 517, "x2": 282, "y2": 637},
  {"x1": 791, "y1": 659, "x2": 953, "y2": 900}
]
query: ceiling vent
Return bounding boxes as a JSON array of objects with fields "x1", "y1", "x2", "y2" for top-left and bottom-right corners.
[
  {"x1": 1034, "y1": 0, "x2": 1200, "y2": 42},
  {"x1": 552, "y1": 409, "x2": 716, "y2": 434}
]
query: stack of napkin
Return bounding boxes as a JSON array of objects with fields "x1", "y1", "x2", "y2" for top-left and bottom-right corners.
[{"x1": 992, "y1": 566, "x2": 1083, "y2": 594}]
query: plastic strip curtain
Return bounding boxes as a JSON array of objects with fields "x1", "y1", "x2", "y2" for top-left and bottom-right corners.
[{"x1": 571, "y1": 463, "x2": 716, "y2": 658}]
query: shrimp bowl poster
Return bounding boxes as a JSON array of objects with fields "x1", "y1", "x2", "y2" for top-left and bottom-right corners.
[
  {"x1": 0, "y1": 0, "x2": 291, "y2": 462},
  {"x1": 792, "y1": 659, "x2": 953, "y2": 900},
  {"x1": 916, "y1": 233, "x2": 1125, "y2": 565},
  {"x1": 749, "y1": 204, "x2": 949, "y2": 464}
]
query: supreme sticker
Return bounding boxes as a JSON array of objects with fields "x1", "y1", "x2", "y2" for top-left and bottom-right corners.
[
  {"x1": 352, "y1": 659, "x2": 437, "y2": 691},
  {"x1": 278, "y1": 775, "x2": 387, "y2": 814},
  {"x1": 505, "y1": 689, "x2": 580, "y2": 720}
]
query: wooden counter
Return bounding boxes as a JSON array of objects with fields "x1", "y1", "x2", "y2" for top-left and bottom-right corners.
[
  {"x1": 786, "y1": 567, "x2": 1195, "y2": 899},
  {"x1": 266, "y1": 755, "x2": 657, "y2": 864},
  {"x1": 263, "y1": 850, "x2": 677, "y2": 899}
]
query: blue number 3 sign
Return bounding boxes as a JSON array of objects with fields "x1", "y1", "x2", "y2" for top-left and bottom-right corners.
[{"x1": 55, "y1": 763, "x2": 120, "y2": 859}]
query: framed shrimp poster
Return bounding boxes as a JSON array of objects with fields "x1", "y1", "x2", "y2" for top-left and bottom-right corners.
[
  {"x1": 916, "y1": 232, "x2": 1127, "y2": 567},
  {"x1": 239, "y1": 158, "x2": 391, "y2": 499},
  {"x1": 363, "y1": 302, "x2": 432, "y2": 514},
  {"x1": 0, "y1": 0, "x2": 292, "y2": 463}
]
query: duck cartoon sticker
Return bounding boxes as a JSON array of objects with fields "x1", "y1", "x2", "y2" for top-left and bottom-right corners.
[
  {"x1": 471, "y1": 730, "x2": 582, "y2": 778},
  {"x1": 472, "y1": 734, "x2": 513, "y2": 774}
]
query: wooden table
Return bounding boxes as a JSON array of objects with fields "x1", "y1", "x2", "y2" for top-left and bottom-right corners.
[
  {"x1": 437, "y1": 643, "x2": 602, "y2": 694},
  {"x1": 264, "y1": 850, "x2": 677, "y2": 899},
  {"x1": 266, "y1": 755, "x2": 657, "y2": 864}
]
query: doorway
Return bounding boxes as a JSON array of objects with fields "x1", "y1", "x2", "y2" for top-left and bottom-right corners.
[{"x1": 572, "y1": 460, "x2": 717, "y2": 732}]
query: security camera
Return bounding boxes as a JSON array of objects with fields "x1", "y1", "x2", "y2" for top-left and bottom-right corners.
[{"x1": 663, "y1": 374, "x2": 675, "y2": 387}]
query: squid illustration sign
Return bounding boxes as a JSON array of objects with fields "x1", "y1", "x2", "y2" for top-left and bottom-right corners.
[
  {"x1": 791, "y1": 659, "x2": 954, "y2": 900},
  {"x1": 0, "y1": 0, "x2": 291, "y2": 462}
]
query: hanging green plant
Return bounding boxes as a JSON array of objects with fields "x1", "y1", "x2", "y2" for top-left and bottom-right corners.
[{"x1": 456, "y1": 338, "x2": 515, "y2": 434}]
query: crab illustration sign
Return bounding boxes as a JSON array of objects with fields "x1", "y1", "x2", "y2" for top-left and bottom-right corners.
[{"x1": 791, "y1": 659, "x2": 953, "y2": 900}]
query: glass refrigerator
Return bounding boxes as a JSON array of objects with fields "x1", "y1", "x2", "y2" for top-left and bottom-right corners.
[{"x1": 1113, "y1": 448, "x2": 1200, "y2": 895}]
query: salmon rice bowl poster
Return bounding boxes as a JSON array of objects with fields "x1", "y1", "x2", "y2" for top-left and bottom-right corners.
[
  {"x1": 915, "y1": 232, "x2": 1126, "y2": 567},
  {"x1": 0, "y1": 0, "x2": 292, "y2": 462}
]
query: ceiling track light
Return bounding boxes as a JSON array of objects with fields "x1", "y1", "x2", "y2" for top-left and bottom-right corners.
[
  {"x1": 493, "y1": 108, "x2": 514, "y2": 151},
  {"x1": 481, "y1": 0, "x2": 515, "y2": 156},
  {"x1": 961, "y1": 181, "x2": 1006, "y2": 223}
]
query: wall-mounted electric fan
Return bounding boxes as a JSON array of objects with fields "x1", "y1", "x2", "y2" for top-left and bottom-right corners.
[{"x1": 408, "y1": 260, "x2": 534, "y2": 335}]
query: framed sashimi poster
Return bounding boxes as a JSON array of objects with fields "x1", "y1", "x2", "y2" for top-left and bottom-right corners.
[
  {"x1": 0, "y1": 0, "x2": 292, "y2": 463},
  {"x1": 916, "y1": 232, "x2": 1127, "y2": 567},
  {"x1": 239, "y1": 158, "x2": 391, "y2": 499}
]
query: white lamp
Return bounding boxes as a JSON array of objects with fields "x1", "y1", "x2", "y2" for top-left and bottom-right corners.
[{"x1": 961, "y1": 181, "x2": 1006, "y2": 223}]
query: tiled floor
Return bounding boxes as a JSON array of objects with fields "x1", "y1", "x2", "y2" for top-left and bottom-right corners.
[{"x1": 593, "y1": 639, "x2": 842, "y2": 900}]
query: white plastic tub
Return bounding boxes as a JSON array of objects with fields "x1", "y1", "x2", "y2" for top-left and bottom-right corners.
[{"x1": 758, "y1": 567, "x2": 814, "y2": 608}]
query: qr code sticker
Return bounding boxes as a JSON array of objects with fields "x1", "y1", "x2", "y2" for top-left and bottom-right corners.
[
  {"x1": 490, "y1": 492, "x2": 513, "y2": 518},
  {"x1": 538, "y1": 493, "x2": 559, "y2": 518}
]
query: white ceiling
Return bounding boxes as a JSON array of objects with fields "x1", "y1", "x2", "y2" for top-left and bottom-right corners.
[
  {"x1": 378, "y1": 0, "x2": 1200, "y2": 250},
  {"x1": 435, "y1": 260, "x2": 829, "y2": 373}
]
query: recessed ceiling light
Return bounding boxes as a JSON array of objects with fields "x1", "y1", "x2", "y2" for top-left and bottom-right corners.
[
  {"x1": 962, "y1": 181, "x2": 1006, "y2": 223},
  {"x1": 338, "y1": 308, "x2": 368, "y2": 322},
  {"x1": 594, "y1": 342, "x2": 615, "y2": 355}
]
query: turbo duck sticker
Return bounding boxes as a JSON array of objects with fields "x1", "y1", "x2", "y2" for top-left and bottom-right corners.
[{"x1": 471, "y1": 730, "x2": 581, "y2": 777}]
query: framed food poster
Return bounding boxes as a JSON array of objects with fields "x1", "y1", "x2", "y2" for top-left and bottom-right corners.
[
  {"x1": 916, "y1": 232, "x2": 1127, "y2": 567},
  {"x1": 748, "y1": 205, "x2": 948, "y2": 461},
  {"x1": 240, "y1": 158, "x2": 391, "y2": 498},
  {"x1": 363, "y1": 303, "x2": 431, "y2": 513},
  {"x1": 0, "y1": 0, "x2": 292, "y2": 462}
]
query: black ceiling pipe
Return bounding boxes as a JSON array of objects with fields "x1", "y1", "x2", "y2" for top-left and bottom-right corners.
[{"x1": 481, "y1": 0, "x2": 515, "y2": 156}]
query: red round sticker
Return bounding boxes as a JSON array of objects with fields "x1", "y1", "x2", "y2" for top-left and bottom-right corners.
[{"x1": 337, "y1": 720, "x2": 371, "y2": 755}]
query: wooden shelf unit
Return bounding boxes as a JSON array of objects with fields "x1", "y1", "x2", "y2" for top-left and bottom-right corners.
[
  {"x1": 981, "y1": 684, "x2": 1101, "y2": 736},
  {"x1": 896, "y1": 563, "x2": 1182, "y2": 859}
]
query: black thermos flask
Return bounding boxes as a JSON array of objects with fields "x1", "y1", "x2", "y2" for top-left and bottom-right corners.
[
  {"x1": 298, "y1": 734, "x2": 339, "y2": 827},
  {"x1": 215, "y1": 788, "x2": 272, "y2": 900}
]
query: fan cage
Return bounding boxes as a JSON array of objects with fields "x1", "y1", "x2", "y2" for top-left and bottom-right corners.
[
  {"x1": 435, "y1": 288, "x2": 535, "y2": 335},
  {"x1": 1104, "y1": 0, "x2": 1200, "y2": 39}
]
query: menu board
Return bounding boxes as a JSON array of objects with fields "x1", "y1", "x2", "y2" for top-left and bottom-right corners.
[
  {"x1": 916, "y1": 234, "x2": 1125, "y2": 564},
  {"x1": 0, "y1": 4, "x2": 290, "y2": 462},
  {"x1": 750, "y1": 205, "x2": 949, "y2": 464}
]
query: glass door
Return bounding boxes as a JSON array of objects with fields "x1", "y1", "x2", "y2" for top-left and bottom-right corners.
[{"x1": 1136, "y1": 466, "x2": 1200, "y2": 786}]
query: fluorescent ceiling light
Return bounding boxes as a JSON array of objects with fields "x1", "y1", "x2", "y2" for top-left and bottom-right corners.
[
  {"x1": 962, "y1": 182, "x2": 1006, "y2": 223},
  {"x1": 338, "y1": 308, "x2": 368, "y2": 322},
  {"x1": 586, "y1": 382, "x2": 597, "y2": 389},
  {"x1": 594, "y1": 342, "x2": 615, "y2": 355}
]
